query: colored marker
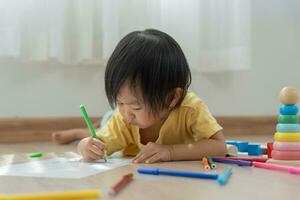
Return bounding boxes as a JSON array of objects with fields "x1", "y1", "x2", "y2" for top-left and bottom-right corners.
[
  {"x1": 212, "y1": 157, "x2": 252, "y2": 166},
  {"x1": 202, "y1": 157, "x2": 211, "y2": 170},
  {"x1": 137, "y1": 167, "x2": 218, "y2": 180},
  {"x1": 207, "y1": 157, "x2": 217, "y2": 169},
  {"x1": 288, "y1": 167, "x2": 300, "y2": 174},
  {"x1": 217, "y1": 166, "x2": 233, "y2": 185},
  {"x1": 29, "y1": 151, "x2": 43, "y2": 158},
  {"x1": 0, "y1": 189, "x2": 100, "y2": 200},
  {"x1": 253, "y1": 161, "x2": 300, "y2": 175},
  {"x1": 216, "y1": 156, "x2": 267, "y2": 163},
  {"x1": 80, "y1": 104, "x2": 107, "y2": 162},
  {"x1": 80, "y1": 104, "x2": 97, "y2": 138},
  {"x1": 109, "y1": 173, "x2": 134, "y2": 196}
]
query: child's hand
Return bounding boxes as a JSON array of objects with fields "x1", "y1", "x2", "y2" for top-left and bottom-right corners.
[
  {"x1": 132, "y1": 142, "x2": 172, "y2": 164},
  {"x1": 78, "y1": 136, "x2": 107, "y2": 161}
]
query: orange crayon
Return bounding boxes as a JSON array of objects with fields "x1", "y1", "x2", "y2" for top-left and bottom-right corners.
[{"x1": 202, "y1": 157, "x2": 211, "y2": 171}]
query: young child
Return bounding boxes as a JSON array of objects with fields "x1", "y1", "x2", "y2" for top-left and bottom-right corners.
[{"x1": 77, "y1": 29, "x2": 227, "y2": 163}]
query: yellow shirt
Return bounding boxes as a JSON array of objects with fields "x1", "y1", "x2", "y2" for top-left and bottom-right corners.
[{"x1": 96, "y1": 91, "x2": 222, "y2": 156}]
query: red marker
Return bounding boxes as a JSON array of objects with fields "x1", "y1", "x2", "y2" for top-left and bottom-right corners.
[{"x1": 109, "y1": 173, "x2": 134, "y2": 196}]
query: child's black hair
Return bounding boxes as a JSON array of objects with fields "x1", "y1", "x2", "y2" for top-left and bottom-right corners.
[{"x1": 105, "y1": 29, "x2": 191, "y2": 115}]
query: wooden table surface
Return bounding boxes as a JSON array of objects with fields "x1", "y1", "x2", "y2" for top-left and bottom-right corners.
[{"x1": 0, "y1": 135, "x2": 299, "y2": 200}]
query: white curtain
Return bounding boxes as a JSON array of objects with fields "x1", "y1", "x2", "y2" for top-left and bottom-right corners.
[
  {"x1": 0, "y1": 0, "x2": 251, "y2": 71},
  {"x1": 0, "y1": 0, "x2": 104, "y2": 64}
]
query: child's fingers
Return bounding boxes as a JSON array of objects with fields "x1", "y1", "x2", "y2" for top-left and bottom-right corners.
[
  {"x1": 133, "y1": 149, "x2": 145, "y2": 161},
  {"x1": 133, "y1": 150, "x2": 156, "y2": 163},
  {"x1": 85, "y1": 152, "x2": 98, "y2": 160},
  {"x1": 133, "y1": 142, "x2": 154, "y2": 161},
  {"x1": 145, "y1": 153, "x2": 161, "y2": 164},
  {"x1": 88, "y1": 137, "x2": 107, "y2": 150},
  {"x1": 132, "y1": 149, "x2": 147, "y2": 163},
  {"x1": 82, "y1": 138, "x2": 105, "y2": 160},
  {"x1": 89, "y1": 145, "x2": 104, "y2": 156},
  {"x1": 132, "y1": 146, "x2": 148, "y2": 162},
  {"x1": 85, "y1": 149, "x2": 102, "y2": 160}
]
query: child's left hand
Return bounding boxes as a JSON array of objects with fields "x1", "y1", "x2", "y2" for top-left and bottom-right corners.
[{"x1": 132, "y1": 142, "x2": 172, "y2": 163}]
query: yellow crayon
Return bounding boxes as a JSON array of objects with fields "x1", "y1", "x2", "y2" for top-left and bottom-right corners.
[{"x1": 0, "y1": 189, "x2": 100, "y2": 200}]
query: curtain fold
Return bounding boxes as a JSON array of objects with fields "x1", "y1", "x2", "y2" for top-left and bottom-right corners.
[{"x1": 0, "y1": 0, "x2": 251, "y2": 72}]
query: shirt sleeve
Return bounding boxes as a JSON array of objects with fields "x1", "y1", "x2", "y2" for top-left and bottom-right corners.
[
  {"x1": 96, "y1": 110, "x2": 133, "y2": 155},
  {"x1": 187, "y1": 101, "x2": 223, "y2": 141}
]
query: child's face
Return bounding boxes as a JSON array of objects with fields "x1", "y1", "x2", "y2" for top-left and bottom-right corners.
[{"x1": 116, "y1": 82, "x2": 169, "y2": 129}]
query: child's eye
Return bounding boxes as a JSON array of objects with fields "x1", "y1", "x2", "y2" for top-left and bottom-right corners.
[{"x1": 132, "y1": 107, "x2": 141, "y2": 111}]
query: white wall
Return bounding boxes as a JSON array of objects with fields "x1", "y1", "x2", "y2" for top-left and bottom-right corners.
[
  {"x1": 192, "y1": 0, "x2": 300, "y2": 116},
  {"x1": 1, "y1": 0, "x2": 300, "y2": 117},
  {"x1": 0, "y1": 59, "x2": 108, "y2": 117}
]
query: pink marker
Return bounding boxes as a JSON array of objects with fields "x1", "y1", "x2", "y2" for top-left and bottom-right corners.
[
  {"x1": 288, "y1": 167, "x2": 300, "y2": 174},
  {"x1": 253, "y1": 161, "x2": 300, "y2": 175}
]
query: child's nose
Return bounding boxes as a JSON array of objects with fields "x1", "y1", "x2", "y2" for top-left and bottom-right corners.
[
  {"x1": 126, "y1": 113, "x2": 134, "y2": 123},
  {"x1": 123, "y1": 108, "x2": 134, "y2": 123}
]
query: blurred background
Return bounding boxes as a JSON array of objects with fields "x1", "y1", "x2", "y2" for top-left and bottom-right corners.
[{"x1": 0, "y1": 0, "x2": 299, "y2": 118}]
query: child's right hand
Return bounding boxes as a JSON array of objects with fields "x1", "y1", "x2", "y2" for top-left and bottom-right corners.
[{"x1": 78, "y1": 136, "x2": 107, "y2": 161}]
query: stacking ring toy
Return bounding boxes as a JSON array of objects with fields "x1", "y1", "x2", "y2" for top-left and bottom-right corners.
[
  {"x1": 276, "y1": 124, "x2": 300, "y2": 132},
  {"x1": 274, "y1": 132, "x2": 300, "y2": 142},
  {"x1": 277, "y1": 115, "x2": 298, "y2": 124},
  {"x1": 279, "y1": 105, "x2": 298, "y2": 115},
  {"x1": 271, "y1": 150, "x2": 300, "y2": 160},
  {"x1": 273, "y1": 141, "x2": 300, "y2": 151}
]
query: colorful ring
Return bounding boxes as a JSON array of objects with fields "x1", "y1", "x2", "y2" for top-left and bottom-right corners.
[
  {"x1": 271, "y1": 150, "x2": 300, "y2": 160},
  {"x1": 274, "y1": 132, "x2": 300, "y2": 142},
  {"x1": 273, "y1": 142, "x2": 300, "y2": 151},
  {"x1": 276, "y1": 124, "x2": 300, "y2": 132},
  {"x1": 280, "y1": 105, "x2": 299, "y2": 115},
  {"x1": 277, "y1": 115, "x2": 298, "y2": 124}
]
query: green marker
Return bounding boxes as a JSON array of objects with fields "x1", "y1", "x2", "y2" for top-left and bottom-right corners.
[
  {"x1": 29, "y1": 151, "x2": 43, "y2": 158},
  {"x1": 80, "y1": 104, "x2": 107, "y2": 162}
]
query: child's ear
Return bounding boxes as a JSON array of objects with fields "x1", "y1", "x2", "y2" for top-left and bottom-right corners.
[{"x1": 169, "y1": 88, "x2": 183, "y2": 108}]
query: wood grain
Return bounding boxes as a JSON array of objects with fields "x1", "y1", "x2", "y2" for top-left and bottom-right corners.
[
  {"x1": 217, "y1": 116, "x2": 277, "y2": 135},
  {"x1": 0, "y1": 140, "x2": 299, "y2": 200}
]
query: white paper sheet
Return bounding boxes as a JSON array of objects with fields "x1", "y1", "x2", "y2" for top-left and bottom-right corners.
[{"x1": 0, "y1": 157, "x2": 131, "y2": 179}]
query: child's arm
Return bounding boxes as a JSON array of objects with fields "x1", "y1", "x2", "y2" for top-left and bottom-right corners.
[
  {"x1": 78, "y1": 109, "x2": 135, "y2": 160},
  {"x1": 169, "y1": 130, "x2": 227, "y2": 161},
  {"x1": 133, "y1": 130, "x2": 226, "y2": 163}
]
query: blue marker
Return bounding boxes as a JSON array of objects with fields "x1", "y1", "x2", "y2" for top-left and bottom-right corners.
[
  {"x1": 217, "y1": 167, "x2": 233, "y2": 185},
  {"x1": 212, "y1": 157, "x2": 252, "y2": 166},
  {"x1": 137, "y1": 167, "x2": 218, "y2": 180}
]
